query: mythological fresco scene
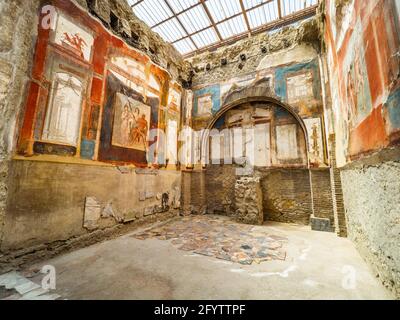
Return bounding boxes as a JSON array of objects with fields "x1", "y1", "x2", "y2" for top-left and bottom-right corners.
[{"x1": 0, "y1": 0, "x2": 398, "y2": 302}]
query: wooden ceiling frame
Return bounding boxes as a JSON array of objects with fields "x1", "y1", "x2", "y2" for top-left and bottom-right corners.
[
  {"x1": 239, "y1": 0, "x2": 252, "y2": 36},
  {"x1": 162, "y1": 0, "x2": 199, "y2": 50},
  {"x1": 130, "y1": 0, "x2": 318, "y2": 56},
  {"x1": 199, "y1": 0, "x2": 223, "y2": 41},
  {"x1": 170, "y1": 0, "x2": 276, "y2": 45},
  {"x1": 184, "y1": 5, "x2": 317, "y2": 58}
]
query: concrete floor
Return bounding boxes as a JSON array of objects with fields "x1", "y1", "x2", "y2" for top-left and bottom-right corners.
[{"x1": 22, "y1": 216, "x2": 393, "y2": 300}]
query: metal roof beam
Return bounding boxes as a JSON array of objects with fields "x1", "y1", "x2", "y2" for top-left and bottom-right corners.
[
  {"x1": 163, "y1": 0, "x2": 199, "y2": 50},
  {"x1": 199, "y1": 0, "x2": 223, "y2": 41},
  {"x1": 239, "y1": 0, "x2": 252, "y2": 36}
]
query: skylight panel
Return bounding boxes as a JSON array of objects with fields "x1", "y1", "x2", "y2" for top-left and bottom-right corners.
[
  {"x1": 174, "y1": 38, "x2": 197, "y2": 55},
  {"x1": 217, "y1": 15, "x2": 248, "y2": 39},
  {"x1": 133, "y1": 0, "x2": 173, "y2": 27},
  {"x1": 129, "y1": 0, "x2": 319, "y2": 56},
  {"x1": 206, "y1": 0, "x2": 242, "y2": 23},
  {"x1": 242, "y1": 0, "x2": 273, "y2": 10},
  {"x1": 282, "y1": 0, "x2": 305, "y2": 16},
  {"x1": 178, "y1": 5, "x2": 211, "y2": 34},
  {"x1": 247, "y1": 1, "x2": 279, "y2": 28},
  {"x1": 153, "y1": 18, "x2": 187, "y2": 42},
  {"x1": 191, "y1": 28, "x2": 219, "y2": 48},
  {"x1": 167, "y1": 0, "x2": 200, "y2": 14}
]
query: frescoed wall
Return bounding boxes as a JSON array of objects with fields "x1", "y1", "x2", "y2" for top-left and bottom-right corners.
[
  {"x1": 324, "y1": 0, "x2": 400, "y2": 297},
  {"x1": 325, "y1": 0, "x2": 400, "y2": 166},
  {"x1": 189, "y1": 55, "x2": 327, "y2": 168},
  {"x1": 1, "y1": 0, "x2": 184, "y2": 252},
  {"x1": 183, "y1": 41, "x2": 332, "y2": 227},
  {"x1": 17, "y1": 1, "x2": 181, "y2": 168}
]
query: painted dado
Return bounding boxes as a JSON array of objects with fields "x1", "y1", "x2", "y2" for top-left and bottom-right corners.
[{"x1": 2, "y1": 0, "x2": 185, "y2": 252}]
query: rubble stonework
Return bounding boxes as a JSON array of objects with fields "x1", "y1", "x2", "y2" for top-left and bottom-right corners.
[
  {"x1": 235, "y1": 177, "x2": 263, "y2": 226},
  {"x1": 86, "y1": 0, "x2": 192, "y2": 84},
  {"x1": 0, "y1": 0, "x2": 41, "y2": 245},
  {"x1": 187, "y1": 17, "x2": 321, "y2": 86}
]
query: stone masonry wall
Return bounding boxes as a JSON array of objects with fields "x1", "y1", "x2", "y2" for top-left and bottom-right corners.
[
  {"x1": 201, "y1": 166, "x2": 313, "y2": 225},
  {"x1": 181, "y1": 170, "x2": 207, "y2": 215},
  {"x1": 259, "y1": 169, "x2": 312, "y2": 225},
  {"x1": 235, "y1": 177, "x2": 263, "y2": 225},
  {"x1": 0, "y1": 0, "x2": 41, "y2": 245},
  {"x1": 341, "y1": 159, "x2": 400, "y2": 298},
  {"x1": 187, "y1": 17, "x2": 321, "y2": 87}
]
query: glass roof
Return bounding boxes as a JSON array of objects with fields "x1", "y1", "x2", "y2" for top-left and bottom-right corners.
[{"x1": 128, "y1": 0, "x2": 319, "y2": 56}]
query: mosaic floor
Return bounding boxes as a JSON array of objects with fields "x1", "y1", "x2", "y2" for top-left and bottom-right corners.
[{"x1": 133, "y1": 215, "x2": 288, "y2": 265}]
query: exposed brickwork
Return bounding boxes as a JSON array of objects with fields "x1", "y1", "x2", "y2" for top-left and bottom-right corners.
[
  {"x1": 329, "y1": 134, "x2": 348, "y2": 237},
  {"x1": 181, "y1": 170, "x2": 207, "y2": 215},
  {"x1": 205, "y1": 165, "x2": 236, "y2": 216},
  {"x1": 310, "y1": 168, "x2": 335, "y2": 231},
  {"x1": 259, "y1": 169, "x2": 313, "y2": 225},
  {"x1": 198, "y1": 166, "x2": 313, "y2": 225}
]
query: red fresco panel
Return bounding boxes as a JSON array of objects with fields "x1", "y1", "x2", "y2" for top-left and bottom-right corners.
[
  {"x1": 349, "y1": 104, "x2": 388, "y2": 157},
  {"x1": 90, "y1": 77, "x2": 104, "y2": 104}
]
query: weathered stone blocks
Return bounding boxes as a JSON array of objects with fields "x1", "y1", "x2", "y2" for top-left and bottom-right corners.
[{"x1": 235, "y1": 177, "x2": 263, "y2": 225}]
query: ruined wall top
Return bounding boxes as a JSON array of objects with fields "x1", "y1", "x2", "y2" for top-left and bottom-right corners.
[
  {"x1": 74, "y1": 0, "x2": 193, "y2": 86},
  {"x1": 186, "y1": 17, "x2": 322, "y2": 87}
]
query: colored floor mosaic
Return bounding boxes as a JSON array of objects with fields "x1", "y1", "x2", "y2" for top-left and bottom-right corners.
[{"x1": 133, "y1": 216, "x2": 288, "y2": 265}]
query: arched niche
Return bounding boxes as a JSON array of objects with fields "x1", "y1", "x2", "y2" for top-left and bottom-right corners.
[{"x1": 200, "y1": 83, "x2": 310, "y2": 169}]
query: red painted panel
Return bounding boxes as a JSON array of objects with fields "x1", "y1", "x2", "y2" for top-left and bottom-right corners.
[
  {"x1": 90, "y1": 77, "x2": 104, "y2": 104},
  {"x1": 362, "y1": 18, "x2": 383, "y2": 107},
  {"x1": 349, "y1": 105, "x2": 388, "y2": 156},
  {"x1": 18, "y1": 82, "x2": 40, "y2": 152}
]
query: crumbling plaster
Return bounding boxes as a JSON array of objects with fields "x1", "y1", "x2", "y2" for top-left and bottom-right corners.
[
  {"x1": 187, "y1": 17, "x2": 322, "y2": 87},
  {"x1": 0, "y1": 0, "x2": 191, "y2": 257},
  {"x1": 0, "y1": 0, "x2": 41, "y2": 245},
  {"x1": 84, "y1": 0, "x2": 192, "y2": 85}
]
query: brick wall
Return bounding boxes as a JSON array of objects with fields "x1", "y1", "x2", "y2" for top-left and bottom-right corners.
[
  {"x1": 310, "y1": 168, "x2": 335, "y2": 228},
  {"x1": 259, "y1": 169, "x2": 312, "y2": 225},
  {"x1": 205, "y1": 165, "x2": 236, "y2": 216},
  {"x1": 329, "y1": 134, "x2": 348, "y2": 237},
  {"x1": 181, "y1": 170, "x2": 207, "y2": 215}
]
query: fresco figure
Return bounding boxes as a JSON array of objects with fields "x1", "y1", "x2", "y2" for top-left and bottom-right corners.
[
  {"x1": 62, "y1": 32, "x2": 87, "y2": 59},
  {"x1": 112, "y1": 93, "x2": 151, "y2": 151},
  {"x1": 120, "y1": 103, "x2": 135, "y2": 146},
  {"x1": 132, "y1": 114, "x2": 148, "y2": 148}
]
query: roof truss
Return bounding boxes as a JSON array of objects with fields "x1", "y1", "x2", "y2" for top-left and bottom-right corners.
[{"x1": 128, "y1": 0, "x2": 319, "y2": 56}]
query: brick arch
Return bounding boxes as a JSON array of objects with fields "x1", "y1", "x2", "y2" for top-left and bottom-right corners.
[{"x1": 200, "y1": 83, "x2": 310, "y2": 167}]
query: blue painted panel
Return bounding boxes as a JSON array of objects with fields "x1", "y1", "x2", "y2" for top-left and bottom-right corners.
[
  {"x1": 274, "y1": 59, "x2": 322, "y2": 103},
  {"x1": 384, "y1": 88, "x2": 400, "y2": 131},
  {"x1": 80, "y1": 139, "x2": 96, "y2": 160},
  {"x1": 193, "y1": 85, "x2": 221, "y2": 116}
]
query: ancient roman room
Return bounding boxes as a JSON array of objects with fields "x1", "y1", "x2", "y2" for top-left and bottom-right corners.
[{"x1": 0, "y1": 0, "x2": 399, "y2": 302}]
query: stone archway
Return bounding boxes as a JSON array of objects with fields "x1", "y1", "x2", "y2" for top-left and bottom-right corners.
[
  {"x1": 199, "y1": 81, "x2": 314, "y2": 226},
  {"x1": 200, "y1": 81, "x2": 310, "y2": 168}
]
